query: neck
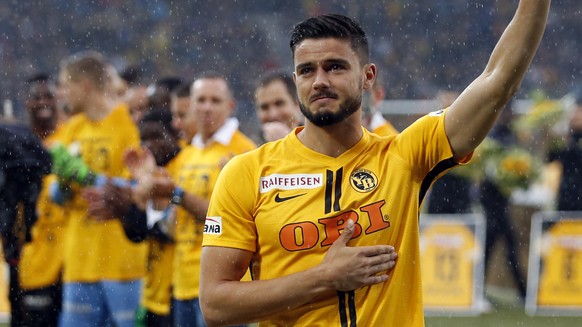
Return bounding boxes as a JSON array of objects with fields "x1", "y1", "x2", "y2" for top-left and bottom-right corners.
[
  {"x1": 31, "y1": 123, "x2": 55, "y2": 140},
  {"x1": 84, "y1": 94, "x2": 114, "y2": 121},
  {"x1": 297, "y1": 116, "x2": 363, "y2": 158}
]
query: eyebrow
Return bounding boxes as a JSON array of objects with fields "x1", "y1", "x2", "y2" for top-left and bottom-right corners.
[{"x1": 295, "y1": 58, "x2": 351, "y2": 72}]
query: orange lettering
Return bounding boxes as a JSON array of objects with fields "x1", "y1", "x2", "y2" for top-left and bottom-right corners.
[
  {"x1": 361, "y1": 200, "x2": 390, "y2": 233},
  {"x1": 279, "y1": 222, "x2": 319, "y2": 251},
  {"x1": 319, "y1": 211, "x2": 361, "y2": 246}
]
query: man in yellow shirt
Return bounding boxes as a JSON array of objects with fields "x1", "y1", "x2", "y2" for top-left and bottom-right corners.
[
  {"x1": 147, "y1": 72, "x2": 256, "y2": 326},
  {"x1": 253, "y1": 71, "x2": 303, "y2": 143},
  {"x1": 56, "y1": 51, "x2": 147, "y2": 327},
  {"x1": 200, "y1": 2, "x2": 550, "y2": 326}
]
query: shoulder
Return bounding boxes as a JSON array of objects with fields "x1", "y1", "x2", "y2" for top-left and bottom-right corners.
[{"x1": 231, "y1": 130, "x2": 258, "y2": 150}]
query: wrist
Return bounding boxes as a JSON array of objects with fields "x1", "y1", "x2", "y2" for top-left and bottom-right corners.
[{"x1": 170, "y1": 186, "x2": 184, "y2": 206}]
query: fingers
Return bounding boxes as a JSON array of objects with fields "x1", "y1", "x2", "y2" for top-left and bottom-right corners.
[{"x1": 334, "y1": 219, "x2": 355, "y2": 247}]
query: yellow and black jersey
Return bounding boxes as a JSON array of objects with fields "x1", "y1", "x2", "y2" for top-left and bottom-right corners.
[
  {"x1": 58, "y1": 104, "x2": 147, "y2": 282},
  {"x1": 203, "y1": 110, "x2": 466, "y2": 326},
  {"x1": 172, "y1": 130, "x2": 256, "y2": 300},
  {"x1": 19, "y1": 125, "x2": 69, "y2": 290}
]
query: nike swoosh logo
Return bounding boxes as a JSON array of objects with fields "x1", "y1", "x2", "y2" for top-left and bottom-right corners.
[{"x1": 274, "y1": 193, "x2": 306, "y2": 203}]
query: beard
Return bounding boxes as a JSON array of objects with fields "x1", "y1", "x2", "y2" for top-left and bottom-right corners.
[{"x1": 299, "y1": 93, "x2": 361, "y2": 127}]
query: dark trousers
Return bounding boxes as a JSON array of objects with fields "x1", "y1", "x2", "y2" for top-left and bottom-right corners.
[{"x1": 480, "y1": 179, "x2": 527, "y2": 299}]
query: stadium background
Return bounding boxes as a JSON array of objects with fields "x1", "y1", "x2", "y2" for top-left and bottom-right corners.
[{"x1": 1, "y1": 0, "x2": 581, "y2": 325}]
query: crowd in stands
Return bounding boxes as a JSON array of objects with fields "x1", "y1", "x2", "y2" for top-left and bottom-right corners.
[
  {"x1": 2, "y1": 0, "x2": 581, "y2": 123},
  {"x1": 0, "y1": 1, "x2": 580, "y2": 325}
]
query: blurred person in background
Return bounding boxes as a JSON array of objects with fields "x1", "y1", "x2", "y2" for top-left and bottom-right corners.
[
  {"x1": 0, "y1": 119, "x2": 52, "y2": 326},
  {"x1": 361, "y1": 73, "x2": 398, "y2": 137},
  {"x1": 547, "y1": 87, "x2": 582, "y2": 212},
  {"x1": 17, "y1": 73, "x2": 68, "y2": 327},
  {"x1": 253, "y1": 71, "x2": 303, "y2": 143},
  {"x1": 147, "y1": 76, "x2": 184, "y2": 114},
  {"x1": 479, "y1": 99, "x2": 528, "y2": 300},
  {"x1": 98, "y1": 109, "x2": 183, "y2": 327},
  {"x1": 144, "y1": 71, "x2": 256, "y2": 326},
  {"x1": 55, "y1": 50, "x2": 147, "y2": 327},
  {"x1": 170, "y1": 81, "x2": 196, "y2": 146}
]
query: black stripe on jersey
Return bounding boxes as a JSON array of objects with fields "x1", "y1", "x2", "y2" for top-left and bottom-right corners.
[
  {"x1": 338, "y1": 291, "x2": 348, "y2": 327},
  {"x1": 418, "y1": 157, "x2": 458, "y2": 209},
  {"x1": 348, "y1": 290, "x2": 356, "y2": 326},
  {"x1": 325, "y1": 170, "x2": 334, "y2": 213},
  {"x1": 334, "y1": 168, "x2": 343, "y2": 212},
  {"x1": 337, "y1": 291, "x2": 357, "y2": 327}
]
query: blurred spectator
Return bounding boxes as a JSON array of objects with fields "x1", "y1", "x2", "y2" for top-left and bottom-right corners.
[
  {"x1": 170, "y1": 81, "x2": 196, "y2": 145},
  {"x1": 253, "y1": 71, "x2": 302, "y2": 143},
  {"x1": 2, "y1": 1, "x2": 578, "y2": 121},
  {"x1": 547, "y1": 87, "x2": 582, "y2": 211},
  {"x1": 479, "y1": 99, "x2": 528, "y2": 300},
  {"x1": 18, "y1": 73, "x2": 67, "y2": 327},
  {"x1": 361, "y1": 73, "x2": 398, "y2": 136},
  {"x1": 0, "y1": 121, "x2": 52, "y2": 327},
  {"x1": 55, "y1": 50, "x2": 146, "y2": 327}
]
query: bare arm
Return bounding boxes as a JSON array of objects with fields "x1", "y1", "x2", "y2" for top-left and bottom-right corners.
[
  {"x1": 199, "y1": 220, "x2": 398, "y2": 326},
  {"x1": 445, "y1": 0, "x2": 551, "y2": 159}
]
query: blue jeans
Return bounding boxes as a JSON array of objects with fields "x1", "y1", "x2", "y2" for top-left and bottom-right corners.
[
  {"x1": 173, "y1": 298, "x2": 207, "y2": 327},
  {"x1": 59, "y1": 280, "x2": 142, "y2": 327}
]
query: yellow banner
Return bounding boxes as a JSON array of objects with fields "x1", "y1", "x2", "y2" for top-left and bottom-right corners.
[
  {"x1": 537, "y1": 220, "x2": 582, "y2": 306},
  {"x1": 421, "y1": 222, "x2": 479, "y2": 308}
]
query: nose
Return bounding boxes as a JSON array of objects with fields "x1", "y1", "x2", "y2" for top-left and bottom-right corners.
[
  {"x1": 312, "y1": 67, "x2": 330, "y2": 90},
  {"x1": 264, "y1": 107, "x2": 280, "y2": 122}
]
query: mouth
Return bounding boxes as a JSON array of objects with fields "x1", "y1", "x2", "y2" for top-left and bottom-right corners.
[
  {"x1": 310, "y1": 92, "x2": 338, "y2": 104},
  {"x1": 34, "y1": 107, "x2": 54, "y2": 119}
]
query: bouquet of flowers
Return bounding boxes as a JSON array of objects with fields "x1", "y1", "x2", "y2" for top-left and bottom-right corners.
[
  {"x1": 514, "y1": 90, "x2": 565, "y2": 135},
  {"x1": 472, "y1": 138, "x2": 542, "y2": 196}
]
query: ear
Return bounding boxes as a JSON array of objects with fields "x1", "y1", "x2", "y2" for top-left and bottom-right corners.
[
  {"x1": 228, "y1": 99, "x2": 236, "y2": 115},
  {"x1": 362, "y1": 64, "x2": 376, "y2": 90}
]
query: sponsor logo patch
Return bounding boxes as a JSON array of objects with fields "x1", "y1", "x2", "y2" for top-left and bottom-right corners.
[
  {"x1": 204, "y1": 216, "x2": 222, "y2": 235},
  {"x1": 274, "y1": 193, "x2": 306, "y2": 203},
  {"x1": 428, "y1": 109, "x2": 445, "y2": 116},
  {"x1": 259, "y1": 173, "x2": 323, "y2": 193},
  {"x1": 350, "y1": 169, "x2": 378, "y2": 192}
]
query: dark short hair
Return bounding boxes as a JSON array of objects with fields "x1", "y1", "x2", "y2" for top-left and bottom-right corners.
[
  {"x1": 290, "y1": 14, "x2": 369, "y2": 65},
  {"x1": 171, "y1": 81, "x2": 192, "y2": 98},
  {"x1": 255, "y1": 71, "x2": 297, "y2": 102},
  {"x1": 156, "y1": 76, "x2": 184, "y2": 93},
  {"x1": 139, "y1": 109, "x2": 179, "y2": 140},
  {"x1": 25, "y1": 73, "x2": 51, "y2": 85}
]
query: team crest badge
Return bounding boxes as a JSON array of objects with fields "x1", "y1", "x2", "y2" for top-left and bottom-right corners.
[{"x1": 350, "y1": 169, "x2": 378, "y2": 192}]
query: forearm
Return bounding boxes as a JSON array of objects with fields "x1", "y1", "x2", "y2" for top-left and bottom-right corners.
[
  {"x1": 201, "y1": 261, "x2": 334, "y2": 326},
  {"x1": 446, "y1": 0, "x2": 551, "y2": 158},
  {"x1": 200, "y1": 222, "x2": 396, "y2": 326},
  {"x1": 180, "y1": 191, "x2": 209, "y2": 222}
]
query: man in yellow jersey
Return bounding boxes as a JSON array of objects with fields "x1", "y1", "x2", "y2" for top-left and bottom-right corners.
[
  {"x1": 200, "y1": 2, "x2": 550, "y2": 326},
  {"x1": 361, "y1": 73, "x2": 398, "y2": 137},
  {"x1": 98, "y1": 109, "x2": 183, "y2": 327},
  {"x1": 170, "y1": 81, "x2": 196, "y2": 146},
  {"x1": 147, "y1": 71, "x2": 256, "y2": 326},
  {"x1": 17, "y1": 73, "x2": 67, "y2": 327},
  {"x1": 253, "y1": 71, "x2": 303, "y2": 143},
  {"x1": 56, "y1": 51, "x2": 147, "y2": 327}
]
